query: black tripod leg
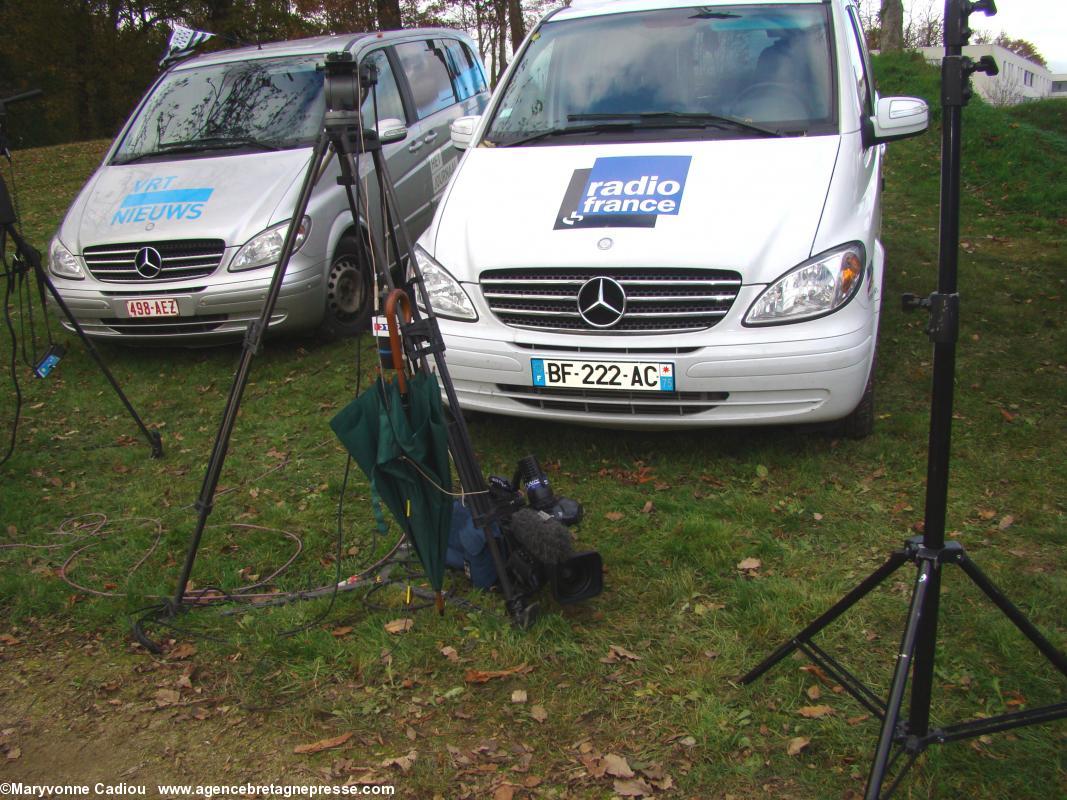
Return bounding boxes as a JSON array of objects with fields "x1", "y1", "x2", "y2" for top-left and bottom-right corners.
[
  {"x1": 8, "y1": 224, "x2": 163, "y2": 458},
  {"x1": 167, "y1": 131, "x2": 333, "y2": 614},
  {"x1": 954, "y1": 551, "x2": 1067, "y2": 676},
  {"x1": 865, "y1": 557, "x2": 936, "y2": 800},
  {"x1": 740, "y1": 549, "x2": 910, "y2": 685}
]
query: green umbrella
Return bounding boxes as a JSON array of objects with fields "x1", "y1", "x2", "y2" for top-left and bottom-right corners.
[{"x1": 330, "y1": 370, "x2": 453, "y2": 610}]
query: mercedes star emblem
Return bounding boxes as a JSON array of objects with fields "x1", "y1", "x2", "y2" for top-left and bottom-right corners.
[
  {"x1": 134, "y1": 246, "x2": 164, "y2": 279},
  {"x1": 577, "y1": 276, "x2": 626, "y2": 329}
]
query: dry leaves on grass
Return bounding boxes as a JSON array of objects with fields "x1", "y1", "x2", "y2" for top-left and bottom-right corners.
[
  {"x1": 464, "y1": 663, "x2": 531, "y2": 684},
  {"x1": 530, "y1": 705, "x2": 548, "y2": 723},
  {"x1": 797, "y1": 705, "x2": 833, "y2": 719},
  {"x1": 293, "y1": 732, "x2": 352, "y2": 755},
  {"x1": 736, "y1": 557, "x2": 762, "y2": 574},
  {"x1": 379, "y1": 750, "x2": 417, "y2": 771},
  {"x1": 605, "y1": 511, "x2": 625, "y2": 522},
  {"x1": 786, "y1": 736, "x2": 810, "y2": 756},
  {"x1": 154, "y1": 689, "x2": 181, "y2": 708},
  {"x1": 383, "y1": 618, "x2": 414, "y2": 634},
  {"x1": 167, "y1": 642, "x2": 197, "y2": 660},
  {"x1": 331, "y1": 626, "x2": 353, "y2": 638},
  {"x1": 440, "y1": 645, "x2": 460, "y2": 663},
  {"x1": 511, "y1": 689, "x2": 528, "y2": 704},
  {"x1": 614, "y1": 777, "x2": 655, "y2": 797},
  {"x1": 600, "y1": 644, "x2": 641, "y2": 664},
  {"x1": 602, "y1": 753, "x2": 634, "y2": 778}
]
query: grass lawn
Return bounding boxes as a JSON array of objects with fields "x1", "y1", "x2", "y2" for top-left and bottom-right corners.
[{"x1": 1, "y1": 55, "x2": 1064, "y2": 798}]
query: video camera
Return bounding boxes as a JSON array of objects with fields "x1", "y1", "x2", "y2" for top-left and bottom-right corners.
[{"x1": 448, "y1": 454, "x2": 602, "y2": 607}]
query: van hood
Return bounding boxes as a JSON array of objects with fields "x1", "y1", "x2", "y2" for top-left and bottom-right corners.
[
  {"x1": 63, "y1": 149, "x2": 312, "y2": 251},
  {"x1": 432, "y1": 137, "x2": 841, "y2": 286}
]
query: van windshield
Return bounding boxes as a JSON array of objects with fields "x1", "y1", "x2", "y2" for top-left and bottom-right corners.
[
  {"x1": 485, "y1": 4, "x2": 836, "y2": 146},
  {"x1": 113, "y1": 55, "x2": 326, "y2": 163}
]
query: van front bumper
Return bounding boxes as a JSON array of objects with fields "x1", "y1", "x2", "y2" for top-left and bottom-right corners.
[
  {"x1": 436, "y1": 310, "x2": 876, "y2": 430},
  {"x1": 48, "y1": 258, "x2": 325, "y2": 343}
]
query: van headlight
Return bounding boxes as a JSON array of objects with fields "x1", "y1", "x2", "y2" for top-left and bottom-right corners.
[
  {"x1": 744, "y1": 243, "x2": 866, "y2": 326},
  {"x1": 414, "y1": 245, "x2": 477, "y2": 321},
  {"x1": 49, "y1": 238, "x2": 84, "y2": 280},
  {"x1": 229, "y1": 217, "x2": 311, "y2": 272}
]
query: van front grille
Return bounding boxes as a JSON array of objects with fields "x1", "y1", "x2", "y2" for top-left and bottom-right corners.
[
  {"x1": 83, "y1": 240, "x2": 225, "y2": 283},
  {"x1": 481, "y1": 267, "x2": 742, "y2": 334},
  {"x1": 497, "y1": 384, "x2": 728, "y2": 416}
]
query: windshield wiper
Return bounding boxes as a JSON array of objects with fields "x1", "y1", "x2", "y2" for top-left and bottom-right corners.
[
  {"x1": 568, "y1": 112, "x2": 784, "y2": 138},
  {"x1": 114, "y1": 136, "x2": 282, "y2": 164},
  {"x1": 490, "y1": 120, "x2": 636, "y2": 147}
]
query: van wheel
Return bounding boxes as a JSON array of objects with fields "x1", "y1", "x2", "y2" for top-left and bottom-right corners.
[
  {"x1": 835, "y1": 354, "x2": 876, "y2": 440},
  {"x1": 322, "y1": 235, "x2": 372, "y2": 338}
]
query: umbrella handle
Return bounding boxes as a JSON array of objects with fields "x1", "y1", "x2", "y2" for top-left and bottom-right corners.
[{"x1": 384, "y1": 288, "x2": 412, "y2": 396}]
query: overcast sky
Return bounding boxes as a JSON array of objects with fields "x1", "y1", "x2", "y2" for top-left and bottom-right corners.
[{"x1": 906, "y1": 0, "x2": 1067, "y2": 72}]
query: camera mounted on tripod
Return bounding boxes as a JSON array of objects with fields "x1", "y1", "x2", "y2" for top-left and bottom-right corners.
[{"x1": 320, "y1": 51, "x2": 405, "y2": 152}]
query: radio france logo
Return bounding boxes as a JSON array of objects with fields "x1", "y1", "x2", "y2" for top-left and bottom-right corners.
[
  {"x1": 554, "y1": 155, "x2": 691, "y2": 230},
  {"x1": 111, "y1": 176, "x2": 214, "y2": 226}
]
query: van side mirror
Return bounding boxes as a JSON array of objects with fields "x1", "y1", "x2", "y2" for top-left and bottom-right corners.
[
  {"x1": 377, "y1": 118, "x2": 407, "y2": 145},
  {"x1": 450, "y1": 115, "x2": 480, "y2": 150},
  {"x1": 866, "y1": 97, "x2": 929, "y2": 146}
]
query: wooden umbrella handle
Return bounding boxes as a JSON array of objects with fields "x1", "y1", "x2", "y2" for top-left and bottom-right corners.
[{"x1": 384, "y1": 288, "x2": 413, "y2": 395}]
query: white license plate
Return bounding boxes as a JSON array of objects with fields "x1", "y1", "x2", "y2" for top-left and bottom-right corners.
[
  {"x1": 531, "y1": 358, "x2": 675, "y2": 391},
  {"x1": 125, "y1": 298, "x2": 179, "y2": 318}
]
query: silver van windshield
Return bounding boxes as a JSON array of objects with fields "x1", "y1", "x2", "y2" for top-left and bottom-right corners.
[
  {"x1": 114, "y1": 55, "x2": 326, "y2": 163},
  {"x1": 486, "y1": 4, "x2": 836, "y2": 146}
]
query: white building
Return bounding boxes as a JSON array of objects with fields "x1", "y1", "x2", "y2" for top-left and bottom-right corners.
[{"x1": 919, "y1": 44, "x2": 1064, "y2": 105}]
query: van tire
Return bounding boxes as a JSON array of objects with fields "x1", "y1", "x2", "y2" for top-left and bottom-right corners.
[
  {"x1": 321, "y1": 235, "x2": 372, "y2": 338},
  {"x1": 835, "y1": 354, "x2": 876, "y2": 440}
]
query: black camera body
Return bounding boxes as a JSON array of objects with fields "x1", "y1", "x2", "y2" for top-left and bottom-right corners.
[{"x1": 491, "y1": 456, "x2": 603, "y2": 606}]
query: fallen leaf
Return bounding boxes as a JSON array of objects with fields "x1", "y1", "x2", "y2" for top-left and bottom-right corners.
[
  {"x1": 511, "y1": 689, "x2": 528, "y2": 704},
  {"x1": 603, "y1": 753, "x2": 635, "y2": 778},
  {"x1": 0, "y1": 634, "x2": 19, "y2": 646},
  {"x1": 530, "y1": 705, "x2": 548, "y2": 723},
  {"x1": 293, "y1": 732, "x2": 353, "y2": 754},
  {"x1": 168, "y1": 643, "x2": 197, "y2": 660},
  {"x1": 998, "y1": 515, "x2": 1014, "y2": 531},
  {"x1": 605, "y1": 512, "x2": 625, "y2": 522},
  {"x1": 493, "y1": 785, "x2": 516, "y2": 800},
  {"x1": 581, "y1": 754, "x2": 607, "y2": 778},
  {"x1": 6, "y1": 746, "x2": 21, "y2": 761},
  {"x1": 798, "y1": 705, "x2": 833, "y2": 719},
  {"x1": 805, "y1": 684, "x2": 821, "y2": 701},
  {"x1": 384, "y1": 618, "x2": 414, "y2": 634},
  {"x1": 379, "y1": 749, "x2": 417, "y2": 771},
  {"x1": 846, "y1": 714, "x2": 870, "y2": 726},
  {"x1": 600, "y1": 644, "x2": 641, "y2": 664},
  {"x1": 737, "y1": 557, "x2": 762, "y2": 572},
  {"x1": 640, "y1": 501, "x2": 654, "y2": 514},
  {"x1": 999, "y1": 407, "x2": 1016, "y2": 423},
  {"x1": 613, "y1": 777, "x2": 654, "y2": 797},
  {"x1": 464, "y1": 663, "x2": 530, "y2": 684},
  {"x1": 440, "y1": 646, "x2": 460, "y2": 663},
  {"x1": 978, "y1": 509, "x2": 997, "y2": 520},
  {"x1": 787, "y1": 736, "x2": 810, "y2": 756},
  {"x1": 154, "y1": 689, "x2": 181, "y2": 707},
  {"x1": 331, "y1": 626, "x2": 353, "y2": 638}
]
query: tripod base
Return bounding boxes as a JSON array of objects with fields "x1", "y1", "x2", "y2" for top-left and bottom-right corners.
[{"x1": 740, "y1": 536, "x2": 1067, "y2": 799}]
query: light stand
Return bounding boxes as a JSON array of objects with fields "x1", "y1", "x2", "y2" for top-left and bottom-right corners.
[
  {"x1": 0, "y1": 89, "x2": 163, "y2": 460},
  {"x1": 739, "y1": 2, "x2": 1066, "y2": 797},
  {"x1": 137, "y1": 53, "x2": 534, "y2": 649}
]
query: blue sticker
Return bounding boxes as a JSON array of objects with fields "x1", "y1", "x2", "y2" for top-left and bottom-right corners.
[
  {"x1": 578, "y1": 156, "x2": 691, "y2": 217},
  {"x1": 112, "y1": 176, "x2": 214, "y2": 226}
]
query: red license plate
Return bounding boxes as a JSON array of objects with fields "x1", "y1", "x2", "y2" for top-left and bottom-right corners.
[{"x1": 125, "y1": 298, "x2": 179, "y2": 318}]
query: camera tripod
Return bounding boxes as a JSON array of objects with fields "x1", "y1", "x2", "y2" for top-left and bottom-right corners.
[
  {"x1": 138, "y1": 53, "x2": 534, "y2": 647},
  {"x1": 740, "y1": 2, "x2": 1066, "y2": 797},
  {"x1": 0, "y1": 89, "x2": 162, "y2": 463}
]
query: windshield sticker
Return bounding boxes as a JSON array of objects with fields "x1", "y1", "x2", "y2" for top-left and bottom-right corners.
[
  {"x1": 554, "y1": 155, "x2": 691, "y2": 230},
  {"x1": 111, "y1": 176, "x2": 214, "y2": 225}
]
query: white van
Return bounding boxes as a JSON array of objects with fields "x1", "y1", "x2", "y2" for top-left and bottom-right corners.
[
  {"x1": 48, "y1": 30, "x2": 489, "y2": 342},
  {"x1": 414, "y1": 0, "x2": 928, "y2": 435}
]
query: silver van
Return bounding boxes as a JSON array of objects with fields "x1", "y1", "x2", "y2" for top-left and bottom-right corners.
[{"x1": 48, "y1": 30, "x2": 489, "y2": 342}]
